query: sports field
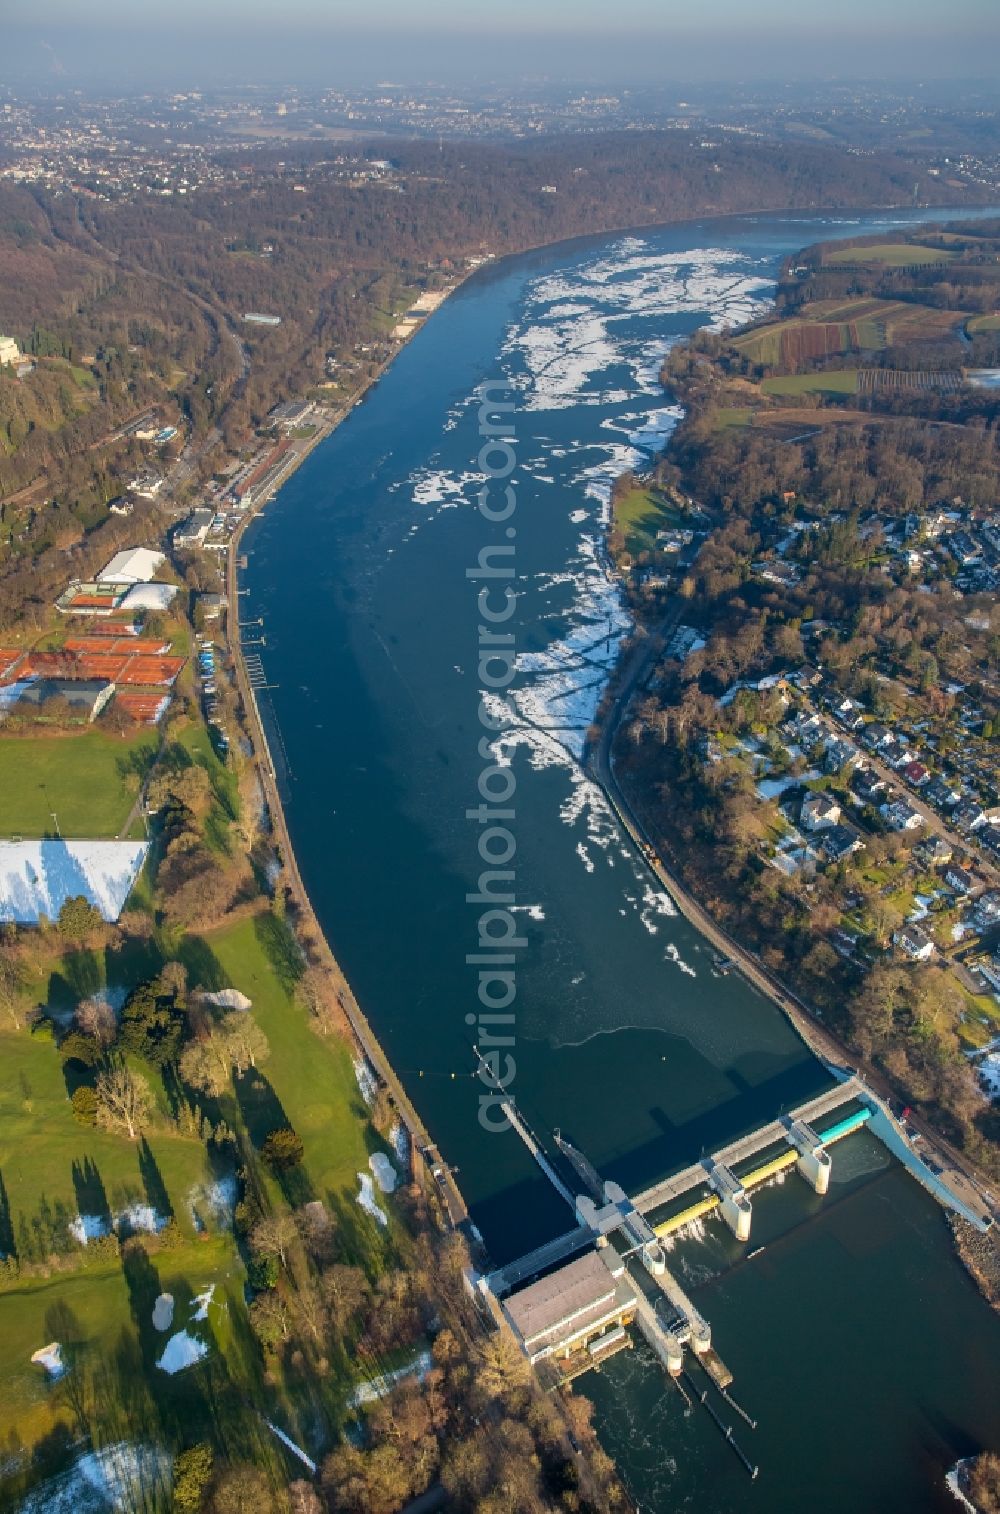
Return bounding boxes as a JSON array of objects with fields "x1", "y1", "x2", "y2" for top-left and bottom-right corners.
[
  {"x1": 613, "y1": 485, "x2": 681, "y2": 556},
  {"x1": 0, "y1": 729, "x2": 157, "y2": 838}
]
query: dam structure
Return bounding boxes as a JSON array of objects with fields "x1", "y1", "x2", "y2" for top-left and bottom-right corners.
[{"x1": 477, "y1": 1069, "x2": 880, "y2": 1417}]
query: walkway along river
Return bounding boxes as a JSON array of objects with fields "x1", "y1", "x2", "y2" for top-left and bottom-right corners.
[{"x1": 241, "y1": 209, "x2": 1000, "y2": 1513}]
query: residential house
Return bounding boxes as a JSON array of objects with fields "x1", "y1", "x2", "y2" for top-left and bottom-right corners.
[
  {"x1": 832, "y1": 696, "x2": 865, "y2": 730},
  {"x1": 801, "y1": 792, "x2": 842, "y2": 832},
  {"x1": 944, "y1": 864, "x2": 976, "y2": 896},
  {"x1": 953, "y1": 799, "x2": 986, "y2": 832},
  {"x1": 893, "y1": 924, "x2": 935, "y2": 961},
  {"x1": 972, "y1": 892, "x2": 1000, "y2": 932},
  {"x1": 862, "y1": 722, "x2": 894, "y2": 752},
  {"x1": 884, "y1": 737, "x2": 917, "y2": 770},
  {"x1": 915, "y1": 835, "x2": 954, "y2": 867},
  {"x1": 924, "y1": 777, "x2": 959, "y2": 810},
  {"x1": 852, "y1": 767, "x2": 887, "y2": 806},
  {"x1": 882, "y1": 798, "x2": 924, "y2": 832},
  {"x1": 902, "y1": 761, "x2": 930, "y2": 787},
  {"x1": 820, "y1": 824, "x2": 865, "y2": 863},
  {"x1": 824, "y1": 738, "x2": 859, "y2": 775}
]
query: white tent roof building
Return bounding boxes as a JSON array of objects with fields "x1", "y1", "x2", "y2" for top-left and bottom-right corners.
[
  {"x1": 121, "y1": 582, "x2": 178, "y2": 612},
  {"x1": 98, "y1": 547, "x2": 166, "y2": 584},
  {"x1": 0, "y1": 839, "x2": 149, "y2": 924}
]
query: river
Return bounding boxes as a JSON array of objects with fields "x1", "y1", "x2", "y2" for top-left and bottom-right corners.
[{"x1": 242, "y1": 208, "x2": 1000, "y2": 1512}]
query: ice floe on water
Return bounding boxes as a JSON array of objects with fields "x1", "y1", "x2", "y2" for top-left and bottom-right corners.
[
  {"x1": 665, "y1": 943, "x2": 697, "y2": 978},
  {"x1": 638, "y1": 883, "x2": 679, "y2": 935},
  {"x1": 356, "y1": 1172, "x2": 388, "y2": 1226},
  {"x1": 568, "y1": 508, "x2": 588, "y2": 523},
  {"x1": 502, "y1": 238, "x2": 773, "y2": 412}
]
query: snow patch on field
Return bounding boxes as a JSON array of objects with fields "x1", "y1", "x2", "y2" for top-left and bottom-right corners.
[
  {"x1": 17, "y1": 1443, "x2": 172, "y2": 1514},
  {"x1": 30, "y1": 1342, "x2": 65, "y2": 1378},
  {"x1": 356, "y1": 1172, "x2": 388, "y2": 1226},
  {"x1": 369, "y1": 1152, "x2": 398, "y2": 1193},
  {"x1": 157, "y1": 1331, "x2": 208, "y2": 1375},
  {"x1": 69, "y1": 1203, "x2": 167, "y2": 1246},
  {"x1": 353, "y1": 1055, "x2": 378, "y2": 1105},
  {"x1": 349, "y1": 1348, "x2": 433, "y2": 1407}
]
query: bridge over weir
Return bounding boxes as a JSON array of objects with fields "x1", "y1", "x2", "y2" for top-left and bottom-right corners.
[{"x1": 485, "y1": 1076, "x2": 865, "y2": 1297}]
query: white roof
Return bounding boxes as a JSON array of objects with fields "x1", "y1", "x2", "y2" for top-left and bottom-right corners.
[
  {"x1": 98, "y1": 548, "x2": 165, "y2": 584},
  {"x1": 0, "y1": 839, "x2": 149, "y2": 924},
  {"x1": 121, "y1": 582, "x2": 178, "y2": 611}
]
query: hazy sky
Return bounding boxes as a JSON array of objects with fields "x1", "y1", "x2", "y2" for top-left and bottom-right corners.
[{"x1": 5, "y1": 0, "x2": 999, "y2": 88}]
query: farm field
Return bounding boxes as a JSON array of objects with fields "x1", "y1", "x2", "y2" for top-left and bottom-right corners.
[
  {"x1": 0, "y1": 728, "x2": 157, "y2": 838},
  {"x1": 968, "y1": 313, "x2": 1000, "y2": 333},
  {"x1": 762, "y1": 369, "x2": 859, "y2": 397},
  {"x1": 732, "y1": 298, "x2": 967, "y2": 367},
  {"x1": 824, "y1": 242, "x2": 955, "y2": 266}
]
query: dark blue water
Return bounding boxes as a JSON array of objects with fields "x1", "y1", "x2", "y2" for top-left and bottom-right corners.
[{"x1": 243, "y1": 208, "x2": 1000, "y2": 1511}]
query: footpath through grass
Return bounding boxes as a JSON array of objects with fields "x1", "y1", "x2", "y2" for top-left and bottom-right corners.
[{"x1": 0, "y1": 728, "x2": 156, "y2": 838}]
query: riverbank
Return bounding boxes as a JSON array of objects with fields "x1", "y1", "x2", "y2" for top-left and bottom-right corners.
[
  {"x1": 588, "y1": 235, "x2": 1000, "y2": 1235},
  {"x1": 951, "y1": 1216, "x2": 1000, "y2": 1313}
]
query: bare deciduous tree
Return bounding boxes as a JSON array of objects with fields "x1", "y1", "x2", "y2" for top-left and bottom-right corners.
[{"x1": 94, "y1": 1059, "x2": 153, "y2": 1141}]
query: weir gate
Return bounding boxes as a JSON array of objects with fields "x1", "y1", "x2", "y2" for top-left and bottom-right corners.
[{"x1": 475, "y1": 1071, "x2": 874, "y2": 1479}]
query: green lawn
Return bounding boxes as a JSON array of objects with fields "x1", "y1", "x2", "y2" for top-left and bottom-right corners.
[
  {"x1": 825, "y1": 243, "x2": 955, "y2": 267},
  {"x1": 0, "y1": 729, "x2": 157, "y2": 838},
  {"x1": 192, "y1": 915, "x2": 382, "y2": 1214},
  {"x1": 613, "y1": 485, "x2": 682, "y2": 557},
  {"x1": 0, "y1": 1027, "x2": 215, "y2": 1238},
  {"x1": 0, "y1": 1234, "x2": 243, "y2": 1448},
  {"x1": 968, "y1": 313, "x2": 1000, "y2": 333},
  {"x1": 762, "y1": 370, "x2": 858, "y2": 397},
  {"x1": 712, "y1": 406, "x2": 755, "y2": 430},
  {"x1": 0, "y1": 907, "x2": 387, "y2": 1467}
]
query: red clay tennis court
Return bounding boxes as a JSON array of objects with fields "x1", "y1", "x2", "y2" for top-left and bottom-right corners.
[
  {"x1": 0, "y1": 649, "x2": 25, "y2": 679},
  {"x1": 114, "y1": 691, "x2": 170, "y2": 724},
  {"x1": 64, "y1": 636, "x2": 172, "y2": 656}
]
